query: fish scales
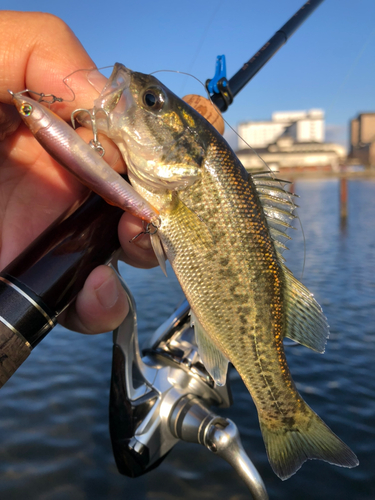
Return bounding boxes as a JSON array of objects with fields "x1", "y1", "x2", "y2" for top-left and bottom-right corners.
[
  {"x1": 90, "y1": 63, "x2": 358, "y2": 480},
  {"x1": 164, "y1": 134, "x2": 301, "y2": 423}
]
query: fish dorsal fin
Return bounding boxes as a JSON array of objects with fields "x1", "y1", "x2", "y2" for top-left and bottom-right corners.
[
  {"x1": 251, "y1": 173, "x2": 328, "y2": 352},
  {"x1": 282, "y1": 264, "x2": 329, "y2": 353},
  {"x1": 251, "y1": 172, "x2": 298, "y2": 256},
  {"x1": 190, "y1": 310, "x2": 229, "y2": 386}
]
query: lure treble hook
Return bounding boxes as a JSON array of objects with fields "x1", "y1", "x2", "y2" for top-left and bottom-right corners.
[
  {"x1": 71, "y1": 107, "x2": 110, "y2": 157},
  {"x1": 129, "y1": 219, "x2": 161, "y2": 243}
]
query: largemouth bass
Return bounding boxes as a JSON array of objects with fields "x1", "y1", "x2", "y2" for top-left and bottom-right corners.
[{"x1": 89, "y1": 63, "x2": 358, "y2": 480}]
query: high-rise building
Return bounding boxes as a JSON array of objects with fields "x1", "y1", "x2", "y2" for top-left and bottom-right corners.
[{"x1": 349, "y1": 113, "x2": 375, "y2": 167}]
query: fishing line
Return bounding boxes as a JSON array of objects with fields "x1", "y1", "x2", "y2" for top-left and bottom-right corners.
[
  {"x1": 18, "y1": 66, "x2": 115, "y2": 107},
  {"x1": 326, "y1": 28, "x2": 375, "y2": 117},
  {"x1": 61, "y1": 64, "x2": 307, "y2": 277},
  {"x1": 178, "y1": 0, "x2": 225, "y2": 95},
  {"x1": 152, "y1": 69, "x2": 306, "y2": 277},
  {"x1": 60, "y1": 65, "x2": 115, "y2": 103},
  {"x1": 224, "y1": 124, "x2": 306, "y2": 279}
]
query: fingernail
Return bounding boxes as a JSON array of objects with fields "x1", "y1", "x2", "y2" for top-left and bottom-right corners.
[{"x1": 95, "y1": 275, "x2": 120, "y2": 309}]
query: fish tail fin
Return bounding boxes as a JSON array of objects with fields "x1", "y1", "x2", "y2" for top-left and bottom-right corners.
[{"x1": 259, "y1": 403, "x2": 359, "y2": 480}]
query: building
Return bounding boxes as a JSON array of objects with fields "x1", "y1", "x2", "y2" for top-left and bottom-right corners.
[
  {"x1": 238, "y1": 109, "x2": 325, "y2": 148},
  {"x1": 236, "y1": 109, "x2": 346, "y2": 172},
  {"x1": 349, "y1": 112, "x2": 375, "y2": 167}
]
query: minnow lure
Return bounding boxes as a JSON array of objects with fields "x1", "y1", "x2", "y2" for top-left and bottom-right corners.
[{"x1": 10, "y1": 91, "x2": 159, "y2": 224}]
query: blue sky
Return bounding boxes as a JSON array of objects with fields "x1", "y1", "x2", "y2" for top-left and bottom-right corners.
[{"x1": 3, "y1": 0, "x2": 375, "y2": 148}]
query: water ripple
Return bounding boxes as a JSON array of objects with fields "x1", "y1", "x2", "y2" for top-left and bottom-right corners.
[{"x1": 0, "y1": 180, "x2": 374, "y2": 499}]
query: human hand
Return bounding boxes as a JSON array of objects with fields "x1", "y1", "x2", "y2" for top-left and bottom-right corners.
[
  {"x1": 0, "y1": 11, "x2": 224, "y2": 335},
  {"x1": 0, "y1": 11, "x2": 160, "y2": 334}
]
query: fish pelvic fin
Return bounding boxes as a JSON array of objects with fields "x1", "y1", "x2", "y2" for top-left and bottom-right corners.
[
  {"x1": 282, "y1": 264, "x2": 329, "y2": 353},
  {"x1": 150, "y1": 232, "x2": 168, "y2": 277},
  {"x1": 190, "y1": 310, "x2": 229, "y2": 386},
  {"x1": 259, "y1": 403, "x2": 359, "y2": 480}
]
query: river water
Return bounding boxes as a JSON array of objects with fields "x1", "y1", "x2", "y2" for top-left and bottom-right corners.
[{"x1": 0, "y1": 178, "x2": 374, "y2": 500}]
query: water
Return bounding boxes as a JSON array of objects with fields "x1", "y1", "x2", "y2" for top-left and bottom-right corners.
[{"x1": 0, "y1": 179, "x2": 374, "y2": 500}]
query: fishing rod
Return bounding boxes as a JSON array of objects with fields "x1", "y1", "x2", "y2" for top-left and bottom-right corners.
[
  {"x1": 210, "y1": 0, "x2": 325, "y2": 111},
  {"x1": 0, "y1": 0, "x2": 324, "y2": 387}
]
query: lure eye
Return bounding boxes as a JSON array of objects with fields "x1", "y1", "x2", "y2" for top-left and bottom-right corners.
[
  {"x1": 142, "y1": 89, "x2": 165, "y2": 111},
  {"x1": 20, "y1": 103, "x2": 33, "y2": 117}
]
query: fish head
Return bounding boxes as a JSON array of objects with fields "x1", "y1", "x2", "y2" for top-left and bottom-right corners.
[
  {"x1": 10, "y1": 92, "x2": 51, "y2": 134},
  {"x1": 94, "y1": 63, "x2": 206, "y2": 191}
]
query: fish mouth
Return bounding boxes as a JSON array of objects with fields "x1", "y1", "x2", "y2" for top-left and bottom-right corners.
[{"x1": 93, "y1": 63, "x2": 132, "y2": 115}]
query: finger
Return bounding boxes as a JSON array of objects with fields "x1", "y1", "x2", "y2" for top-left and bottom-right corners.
[
  {"x1": 118, "y1": 212, "x2": 159, "y2": 269},
  {"x1": 0, "y1": 12, "x2": 101, "y2": 117},
  {"x1": 0, "y1": 102, "x2": 21, "y2": 140},
  {"x1": 59, "y1": 265, "x2": 129, "y2": 334},
  {"x1": 75, "y1": 127, "x2": 126, "y2": 174}
]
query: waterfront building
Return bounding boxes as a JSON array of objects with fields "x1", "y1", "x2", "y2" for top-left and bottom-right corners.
[
  {"x1": 236, "y1": 110, "x2": 346, "y2": 173},
  {"x1": 349, "y1": 112, "x2": 375, "y2": 167}
]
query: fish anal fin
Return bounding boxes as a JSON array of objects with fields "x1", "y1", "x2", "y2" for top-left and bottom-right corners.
[
  {"x1": 282, "y1": 265, "x2": 329, "y2": 353},
  {"x1": 190, "y1": 310, "x2": 228, "y2": 386},
  {"x1": 260, "y1": 403, "x2": 358, "y2": 480}
]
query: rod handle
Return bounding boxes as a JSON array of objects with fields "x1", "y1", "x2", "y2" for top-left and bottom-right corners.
[
  {"x1": 0, "y1": 191, "x2": 123, "y2": 388},
  {"x1": 0, "y1": 321, "x2": 31, "y2": 388}
]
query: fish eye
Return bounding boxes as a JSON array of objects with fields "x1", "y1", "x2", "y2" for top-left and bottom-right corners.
[
  {"x1": 142, "y1": 88, "x2": 165, "y2": 111},
  {"x1": 20, "y1": 103, "x2": 33, "y2": 117}
]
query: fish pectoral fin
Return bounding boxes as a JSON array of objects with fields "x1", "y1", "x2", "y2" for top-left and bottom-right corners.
[
  {"x1": 150, "y1": 232, "x2": 168, "y2": 277},
  {"x1": 190, "y1": 310, "x2": 229, "y2": 386},
  {"x1": 154, "y1": 163, "x2": 200, "y2": 189},
  {"x1": 283, "y1": 264, "x2": 329, "y2": 353}
]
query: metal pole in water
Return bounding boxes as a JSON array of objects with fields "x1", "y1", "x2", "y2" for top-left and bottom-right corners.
[{"x1": 340, "y1": 177, "x2": 348, "y2": 220}]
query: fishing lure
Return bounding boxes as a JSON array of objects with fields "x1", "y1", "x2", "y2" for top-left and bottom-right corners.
[{"x1": 10, "y1": 90, "x2": 159, "y2": 224}]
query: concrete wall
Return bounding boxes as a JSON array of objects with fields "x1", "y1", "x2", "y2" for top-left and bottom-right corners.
[
  {"x1": 296, "y1": 119, "x2": 324, "y2": 143},
  {"x1": 238, "y1": 122, "x2": 286, "y2": 148}
]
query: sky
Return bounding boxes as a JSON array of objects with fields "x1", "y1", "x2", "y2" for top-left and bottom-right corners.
[{"x1": 3, "y1": 0, "x2": 375, "y2": 149}]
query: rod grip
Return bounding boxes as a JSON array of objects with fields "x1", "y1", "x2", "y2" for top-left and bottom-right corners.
[
  {"x1": 0, "y1": 321, "x2": 31, "y2": 387},
  {"x1": 0, "y1": 191, "x2": 123, "y2": 388}
]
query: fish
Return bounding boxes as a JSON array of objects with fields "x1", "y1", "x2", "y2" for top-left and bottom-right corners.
[
  {"x1": 87, "y1": 63, "x2": 358, "y2": 480},
  {"x1": 10, "y1": 91, "x2": 159, "y2": 224}
]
